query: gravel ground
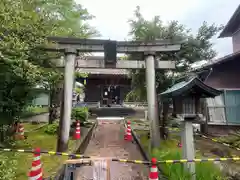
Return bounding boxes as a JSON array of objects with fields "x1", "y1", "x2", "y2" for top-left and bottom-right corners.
[{"x1": 75, "y1": 120, "x2": 149, "y2": 180}]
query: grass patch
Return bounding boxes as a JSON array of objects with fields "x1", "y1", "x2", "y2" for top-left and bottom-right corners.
[
  {"x1": 135, "y1": 130, "x2": 227, "y2": 180},
  {"x1": 10, "y1": 127, "x2": 75, "y2": 180},
  {"x1": 23, "y1": 123, "x2": 47, "y2": 132},
  {"x1": 21, "y1": 106, "x2": 49, "y2": 118}
]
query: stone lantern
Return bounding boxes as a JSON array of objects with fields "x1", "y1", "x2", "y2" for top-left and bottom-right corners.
[{"x1": 160, "y1": 75, "x2": 222, "y2": 179}]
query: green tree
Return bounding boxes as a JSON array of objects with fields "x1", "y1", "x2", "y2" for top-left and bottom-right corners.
[
  {"x1": 126, "y1": 6, "x2": 223, "y2": 138},
  {"x1": 0, "y1": 0, "x2": 98, "y2": 128},
  {"x1": 74, "y1": 71, "x2": 88, "y2": 94},
  {"x1": 35, "y1": 0, "x2": 99, "y2": 124},
  {"x1": 0, "y1": 0, "x2": 55, "y2": 126},
  {"x1": 38, "y1": 0, "x2": 99, "y2": 37},
  {"x1": 41, "y1": 0, "x2": 98, "y2": 124}
]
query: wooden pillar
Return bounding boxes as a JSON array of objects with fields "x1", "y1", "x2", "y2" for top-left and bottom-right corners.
[
  {"x1": 195, "y1": 97, "x2": 200, "y2": 114},
  {"x1": 172, "y1": 98, "x2": 177, "y2": 117}
]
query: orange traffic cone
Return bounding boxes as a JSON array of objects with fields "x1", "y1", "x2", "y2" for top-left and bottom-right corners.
[
  {"x1": 177, "y1": 142, "x2": 182, "y2": 148},
  {"x1": 15, "y1": 123, "x2": 25, "y2": 140},
  {"x1": 149, "y1": 158, "x2": 158, "y2": 180},
  {"x1": 74, "y1": 120, "x2": 81, "y2": 140},
  {"x1": 29, "y1": 148, "x2": 43, "y2": 180},
  {"x1": 124, "y1": 121, "x2": 132, "y2": 141}
]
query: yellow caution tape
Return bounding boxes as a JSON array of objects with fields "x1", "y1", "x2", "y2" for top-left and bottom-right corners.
[
  {"x1": 112, "y1": 157, "x2": 240, "y2": 164},
  {"x1": 0, "y1": 148, "x2": 90, "y2": 158},
  {"x1": 2, "y1": 147, "x2": 239, "y2": 165},
  {"x1": 113, "y1": 159, "x2": 149, "y2": 164},
  {"x1": 197, "y1": 134, "x2": 240, "y2": 151}
]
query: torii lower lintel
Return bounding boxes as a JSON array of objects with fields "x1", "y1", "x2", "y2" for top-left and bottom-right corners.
[{"x1": 56, "y1": 58, "x2": 175, "y2": 69}]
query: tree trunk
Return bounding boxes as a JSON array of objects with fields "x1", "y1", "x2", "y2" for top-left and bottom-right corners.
[
  {"x1": 172, "y1": 99, "x2": 177, "y2": 118},
  {"x1": 57, "y1": 87, "x2": 68, "y2": 152},
  {"x1": 48, "y1": 89, "x2": 58, "y2": 124},
  {"x1": 158, "y1": 103, "x2": 163, "y2": 139},
  {"x1": 48, "y1": 89, "x2": 54, "y2": 124},
  {"x1": 201, "y1": 99, "x2": 209, "y2": 134},
  {"x1": 161, "y1": 101, "x2": 169, "y2": 139},
  {"x1": 0, "y1": 125, "x2": 4, "y2": 142}
]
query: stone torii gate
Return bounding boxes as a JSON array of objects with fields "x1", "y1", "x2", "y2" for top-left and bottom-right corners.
[{"x1": 47, "y1": 36, "x2": 182, "y2": 151}]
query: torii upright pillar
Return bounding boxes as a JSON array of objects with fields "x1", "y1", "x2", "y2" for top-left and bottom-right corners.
[
  {"x1": 145, "y1": 53, "x2": 160, "y2": 148},
  {"x1": 57, "y1": 48, "x2": 77, "y2": 152}
]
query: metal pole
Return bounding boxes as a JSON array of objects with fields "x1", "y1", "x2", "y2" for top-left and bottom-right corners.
[
  {"x1": 59, "y1": 48, "x2": 76, "y2": 151},
  {"x1": 145, "y1": 54, "x2": 160, "y2": 148}
]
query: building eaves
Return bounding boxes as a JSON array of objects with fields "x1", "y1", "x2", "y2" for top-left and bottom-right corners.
[
  {"x1": 192, "y1": 51, "x2": 240, "y2": 73},
  {"x1": 219, "y1": 4, "x2": 240, "y2": 38}
]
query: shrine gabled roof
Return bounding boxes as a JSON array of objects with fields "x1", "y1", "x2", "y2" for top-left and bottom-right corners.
[{"x1": 160, "y1": 77, "x2": 222, "y2": 98}]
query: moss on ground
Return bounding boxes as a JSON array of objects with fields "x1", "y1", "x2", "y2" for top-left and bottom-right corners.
[
  {"x1": 21, "y1": 106, "x2": 49, "y2": 118},
  {"x1": 217, "y1": 134, "x2": 240, "y2": 148},
  {"x1": 11, "y1": 126, "x2": 75, "y2": 180},
  {"x1": 23, "y1": 123, "x2": 46, "y2": 132}
]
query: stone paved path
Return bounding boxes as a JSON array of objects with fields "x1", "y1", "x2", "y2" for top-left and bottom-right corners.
[{"x1": 76, "y1": 120, "x2": 149, "y2": 180}]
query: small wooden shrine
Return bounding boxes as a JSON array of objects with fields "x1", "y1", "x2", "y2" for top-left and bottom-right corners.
[
  {"x1": 160, "y1": 76, "x2": 222, "y2": 121},
  {"x1": 160, "y1": 75, "x2": 222, "y2": 178}
]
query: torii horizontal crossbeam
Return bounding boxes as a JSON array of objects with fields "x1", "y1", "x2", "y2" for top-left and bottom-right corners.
[
  {"x1": 46, "y1": 36, "x2": 182, "y2": 52},
  {"x1": 56, "y1": 59, "x2": 175, "y2": 69}
]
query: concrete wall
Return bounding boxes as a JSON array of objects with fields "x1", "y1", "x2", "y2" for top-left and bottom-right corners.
[{"x1": 232, "y1": 29, "x2": 240, "y2": 53}]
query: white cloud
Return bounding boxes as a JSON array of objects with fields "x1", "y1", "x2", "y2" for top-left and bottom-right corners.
[{"x1": 77, "y1": 0, "x2": 239, "y2": 57}]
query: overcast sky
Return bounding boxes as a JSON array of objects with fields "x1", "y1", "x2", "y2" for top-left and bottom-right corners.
[{"x1": 77, "y1": 0, "x2": 239, "y2": 58}]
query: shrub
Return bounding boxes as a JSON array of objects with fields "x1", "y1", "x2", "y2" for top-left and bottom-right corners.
[
  {"x1": 44, "y1": 123, "x2": 59, "y2": 135},
  {"x1": 71, "y1": 107, "x2": 89, "y2": 123}
]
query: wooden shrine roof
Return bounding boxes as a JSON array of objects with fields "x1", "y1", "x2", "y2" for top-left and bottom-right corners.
[{"x1": 160, "y1": 77, "x2": 222, "y2": 98}]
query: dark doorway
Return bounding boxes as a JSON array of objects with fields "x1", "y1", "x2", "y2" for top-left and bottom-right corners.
[{"x1": 102, "y1": 85, "x2": 120, "y2": 106}]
